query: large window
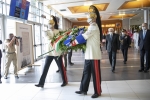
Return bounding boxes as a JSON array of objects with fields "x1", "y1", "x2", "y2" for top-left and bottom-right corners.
[
  {"x1": 0, "y1": 1, "x2": 62, "y2": 64},
  {"x1": 33, "y1": 24, "x2": 42, "y2": 61},
  {"x1": 0, "y1": 1, "x2": 2, "y2": 14}
]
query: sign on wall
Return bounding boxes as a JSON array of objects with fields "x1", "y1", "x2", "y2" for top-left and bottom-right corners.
[
  {"x1": 16, "y1": 22, "x2": 34, "y2": 71},
  {"x1": 9, "y1": 0, "x2": 30, "y2": 20}
]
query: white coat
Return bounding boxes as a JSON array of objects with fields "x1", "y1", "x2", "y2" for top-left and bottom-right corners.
[
  {"x1": 45, "y1": 29, "x2": 62, "y2": 56},
  {"x1": 133, "y1": 32, "x2": 139, "y2": 49},
  {"x1": 82, "y1": 22, "x2": 102, "y2": 60}
]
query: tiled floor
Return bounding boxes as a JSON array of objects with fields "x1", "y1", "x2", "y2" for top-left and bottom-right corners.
[
  {"x1": 0, "y1": 80, "x2": 150, "y2": 100},
  {"x1": 1, "y1": 48, "x2": 150, "y2": 83},
  {"x1": 1, "y1": 48, "x2": 150, "y2": 100}
]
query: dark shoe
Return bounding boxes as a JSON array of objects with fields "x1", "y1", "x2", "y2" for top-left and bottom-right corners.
[
  {"x1": 75, "y1": 91, "x2": 87, "y2": 95},
  {"x1": 4, "y1": 76, "x2": 7, "y2": 79},
  {"x1": 0, "y1": 80, "x2": 2, "y2": 83},
  {"x1": 69, "y1": 62, "x2": 74, "y2": 66},
  {"x1": 124, "y1": 61, "x2": 126, "y2": 64},
  {"x1": 138, "y1": 69, "x2": 144, "y2": 72},
  {"x1": 15, "y1": 76, "x2": 19, "y2": 79},
  {"x1": 56, "y1": 70, "x2": 60, "y2": 73},
  {"x1": 144, "y1": 70, "x2": 148, "y2": 73},
  {"x1": 112, "y1": 70, "x2": 115, "y2": 73},
  {"x1": 61, "y1": 83, "x2": 67, "y2": 87},
  {"x1": 91, "y1": 94, "x2": 100, "y2": 98},
  {"x1": 35, "y1": 84, "x2": 44, "y2": 88}
]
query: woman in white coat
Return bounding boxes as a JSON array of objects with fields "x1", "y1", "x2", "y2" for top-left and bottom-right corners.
[
  {"x1": 35, "y1": 15, "x2": 68, "y2": 88},
  {"x1": 133, "y1": 30, "x2": 139, "y2": 49}
]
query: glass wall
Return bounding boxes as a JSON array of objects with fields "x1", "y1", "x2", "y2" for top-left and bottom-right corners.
[{"x1": 0, "y1": 0, "x2": 70, "y2": 74}]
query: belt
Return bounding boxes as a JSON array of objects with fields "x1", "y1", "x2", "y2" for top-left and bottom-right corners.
[{"x1": 6, "y1": 52, "x2": 15, "y2": 54}]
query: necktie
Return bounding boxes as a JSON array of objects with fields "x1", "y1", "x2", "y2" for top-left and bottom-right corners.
[
  {"x1": 143, "y1": 30, "x2": 146, "y2": 39},
  {"x1": 110, "y1": 34, "x2": 112, "y2": 40}
]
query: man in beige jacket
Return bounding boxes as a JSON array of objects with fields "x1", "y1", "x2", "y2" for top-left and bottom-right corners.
[{"x1": 4, "y1": 33, "x2": 19, "y2": 79}]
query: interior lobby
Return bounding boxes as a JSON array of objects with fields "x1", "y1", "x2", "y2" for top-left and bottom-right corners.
[{"x1": 0, "y1": 0, "x2": 150, "y2": 100}]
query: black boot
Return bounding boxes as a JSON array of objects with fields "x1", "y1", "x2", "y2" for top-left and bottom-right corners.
[
  {"x1": 61, "y1": 82, "x2": 67, "y2": 87},
  {"x1": 69, "y1": 62, "x2": 74, "y2": 66},
  {"x1": 56, "y1": 70, "x2": 60, "y2": 73},
  {"x1": 91, "y1": 94, "x2": 100, "y2": 98},
  {"x1": 35, "y1": 84, "x2": 44, "y2": 88},
  {"x1": 75, "y1": 91, "x2": 87, "y2": 95}
]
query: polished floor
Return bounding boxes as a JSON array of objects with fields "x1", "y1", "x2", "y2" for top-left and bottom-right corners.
[
  {"x1": 0, "y1": 80, "x2": 150, "y2": 100},
  {"x1": 1, "y1": 47, "x2": 150, "y2": 83},
  {"x1": 1, "y1": 47, "x2": 150, "y2": 100}
]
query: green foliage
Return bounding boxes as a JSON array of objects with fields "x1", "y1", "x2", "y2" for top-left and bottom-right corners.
[{"x1": 51, "y1": 28, "x2": 87, "y2": 53}]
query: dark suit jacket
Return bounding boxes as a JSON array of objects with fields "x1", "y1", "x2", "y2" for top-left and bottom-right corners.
[
  {"x1": 138, "y1": 30, "x2": 150, "y2": 50},
  {"x1": 0, "y1": 40, "x2": 2, "y2": 58},
  {"x1": 120, "y1": 35, "x2": 131, "y2": 49},
  {"x1": 106, "y1": 33, "x2": 120, "y2": 52}
]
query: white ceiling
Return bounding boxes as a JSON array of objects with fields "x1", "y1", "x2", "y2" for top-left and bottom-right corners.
[{"x1": 41, "y1": 0, "x2": 150, "y2": 22}]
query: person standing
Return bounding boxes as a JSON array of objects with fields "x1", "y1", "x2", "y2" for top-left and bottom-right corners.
[
  {"x1": 35, "y1": 15, "x2": 68, "y2": 88},
  {"x1": 106, "y1": 28, "x2": 120, "y2": 73},
  {"x1": 70, "y1": 5, "x2": 103, "y2": 98},
  {"x1": 133, "y1": 30, "x2": 139, "y2": 50},
  {"x1": 68, "y1": 49, "x2": 74, "y2": 65},
  {"x1": 4, "y1": 34, "x2": 19, "y2": 79},
  {"x1": 120, "y1": 29, "x2": 131, "y2": 64},
  {"x1": 0, "y1": 40, "x2": 2, "y2": 83},
  {"x1": 138, "y1": 23, "x2": 150, "y2": 72}
]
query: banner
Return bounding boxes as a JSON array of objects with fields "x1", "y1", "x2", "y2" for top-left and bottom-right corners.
[
  {"x1": 16, "y1": 22, "x2": 34, "y2": 71},
  {"x1": 9, "y1": 0, "x2": 30, "y2": 20}
]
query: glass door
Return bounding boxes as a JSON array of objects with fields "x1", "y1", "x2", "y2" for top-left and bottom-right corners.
[
  {"x1": 41, "y1": 25, "x2": 48, "y2": 56},
  {"x1": 33, "y1": 24, "x2": 42, "y2": 61}
]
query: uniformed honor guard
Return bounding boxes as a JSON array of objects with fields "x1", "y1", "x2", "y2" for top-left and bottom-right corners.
[
  {"x1": 35, "y1": 15, "x2": 68, "y2": 88},
  {"x1": 70, "y1": 5, "x2": 102, "y2": 98},
  {"x1": 4, "y1": 34, "x2": 19, "y2": 79},
  {"x1": 120, "y1": 29, "x2": 131, "y2": 64}
]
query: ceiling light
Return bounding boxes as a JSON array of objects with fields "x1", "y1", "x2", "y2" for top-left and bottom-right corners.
[
  {"x1": 119, "y1": 12, "x2": 125, "y2": 15},
  {"x1": 119, "y1": 14, "x2": 125, "y2": 15},
  {"x1": 60, "y1": 9, "x2": 66, "y2": 11},
  {"x1": 84, "y1": 1, "x2": 93, "y2": 6}
]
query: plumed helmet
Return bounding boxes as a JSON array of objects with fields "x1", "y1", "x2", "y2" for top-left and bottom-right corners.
[
  {"x1": 87, "y1": 6, "x2": 97, "y2": 19},
  {"x1": 49, "y1": 15, "x2": 58, "y2": 29},
  {"x1": 88, "y1": 5, "x2": 102, "y2": 42},
  {"x1": 49, "y1": 15, "x2": 55, "y2": 25}
]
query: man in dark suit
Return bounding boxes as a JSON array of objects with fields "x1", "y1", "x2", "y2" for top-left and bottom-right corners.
[
  {"x1": 120, "y1": 29, "x2": 131, "y2": 64},
  {"x1": 106, "y1": 28, "x2": 120, "y2": 73},
  {"x1": 138, "y1": 23, "x2": 150, "y2": 72}
]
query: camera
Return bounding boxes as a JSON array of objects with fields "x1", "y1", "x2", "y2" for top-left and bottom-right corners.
[
  {"x1": 14, "y1": 36, "x2": 21, "y2": 44},
  {"x1": 15, "y1": 36, "x2": 21, "y2": 39}
]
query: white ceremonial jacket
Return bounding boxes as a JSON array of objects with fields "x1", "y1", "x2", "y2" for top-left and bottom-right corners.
[
  {"x1": 82, "y1": 22, "x2": 102, "y2": 60},
  {"x1": 45, "y1": 29, "x2": 62, "y2": 56}
]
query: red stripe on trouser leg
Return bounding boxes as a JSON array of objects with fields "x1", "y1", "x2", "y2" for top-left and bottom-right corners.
[
  {"x1": 94, "y1": 60, "x2": 101, "y2": 95},
  {"x1": 97, "y1": 61, "x2": 102, "y2": 93},
  {"x1": 61, "y1": 58, "x2": 68, "y2": 83}
]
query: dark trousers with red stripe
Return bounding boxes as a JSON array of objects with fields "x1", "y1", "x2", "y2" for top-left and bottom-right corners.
[
  {"x1": 80, "y1": 60, "x2": 102, "y2": 95},
  {"x1": 38, "y1": 56, "x2": 67, "y2": 85}
]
